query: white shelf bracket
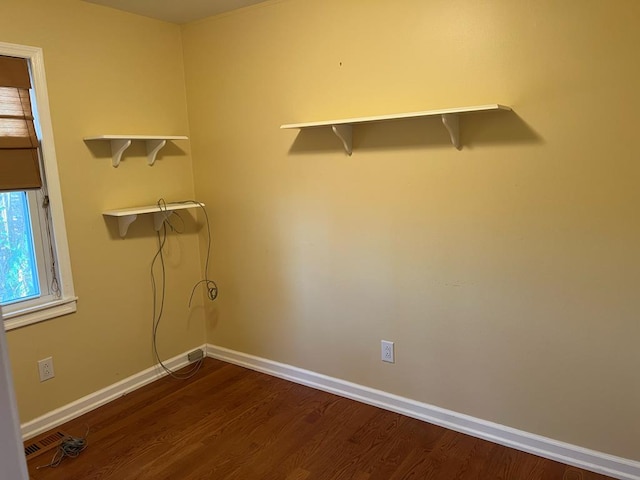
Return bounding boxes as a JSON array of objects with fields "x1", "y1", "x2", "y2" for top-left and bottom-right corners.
[
  {"x1": 331, "y1": 124, "x2": 353, "y2": 156},
  {"x1": 441, "y1": 114, "x2": 461, "y2": 150},
  {"x1": 117, "y1": 214, "x2": 138, "y2": 238},
  {"x1": 110, "y1": 139, "x2": 132, "y2": 167},
  {"x1": 152, "y1": 211, "x2": 173, "y2": 231},
  {"x1": 146, "y1": 139, "x2": 167, "y2": 166}
]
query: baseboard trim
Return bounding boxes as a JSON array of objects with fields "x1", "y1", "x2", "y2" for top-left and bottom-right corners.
[
  {"x1": 206, "y1": 344, "x2": 640, "y2": 480},
  {"x1": 21, "y1": 345, "x2": 206, "y2": 441}
]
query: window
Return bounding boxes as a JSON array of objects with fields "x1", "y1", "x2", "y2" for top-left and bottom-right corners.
[
  {"x1": 0, "y1": 191, "x2": 41, "y2": 304},
  {"x1": 0, "y1": 42, "x2": 76, "y2": 330},
  {"x1": 0, "y1": 189, "x2": 58, "y2": 307}
]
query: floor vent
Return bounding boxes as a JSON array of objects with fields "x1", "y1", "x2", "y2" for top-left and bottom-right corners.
[
  {"x1": 24, "y1": 443, "x2": 41, "y2": 457},
  {"x1": 24, "y1": 431, "x2": 67, "y2": 460}
]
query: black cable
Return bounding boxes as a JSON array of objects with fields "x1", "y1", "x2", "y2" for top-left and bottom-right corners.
[
  {"x1": 157, "y1": 198, "x2": 185, "y2": 234},
  {"x1": 36, "y1": 426, "x2": 89, "y2": 469},
  {"x1": 150, "y1": 198, "x2": 218, "y2": 380},
  {"x1": 156, "y1": 198, "x2": 218, "y2": 303},
  {"x1": 163, "y1": 199, "x2": 218, "y2": 302},
  {"x1": 37, "y1": 148, "x2": 60, "y2": 297},
  {"x1": 151, "y1": 222, "x2": 202, "y2": 380},
  {"x1": 168, "y1": 200, "x2": 218, "y2": 304}
]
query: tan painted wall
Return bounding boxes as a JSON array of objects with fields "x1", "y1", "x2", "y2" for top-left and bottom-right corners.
[
  {"x1": 3, "y1": 0, "x2": 205, "y2": 422},
  {"x1": 182, "y1": 0, "x2": 640, "y2": 460},
  {"x1": 2, "y1": 0, "x2": 638, "y2": 463}
]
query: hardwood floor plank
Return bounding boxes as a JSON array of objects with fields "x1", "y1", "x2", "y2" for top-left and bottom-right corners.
[
  {"x1": 261, "y1": 397, "x2": 376, "y2": 480},
  {"x1": 226, "y1": 397, "x2": 374, "y2": 479},
  {"x1": 285, "y1": 467, "x2": 311, "y2": 480},
  {"x1": 164, "y1": 383, "x2": 323, "y2": 479},
  {"x1": 26, "y1": 359, "x2": 616, "y2": 480},
  {"x1": 313, "y1": 410, "x2": 407, "y2": 480},
  {"x1": 365, "y1": 415, "x2": 446, "y2": 480},
  {"x1": 563, "y1": 466, "x2": 614, "y2": 480}
]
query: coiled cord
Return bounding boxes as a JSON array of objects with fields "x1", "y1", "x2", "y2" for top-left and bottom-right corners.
[{"x1": 37, "y1": 427, "x2": 89, "y2": 469}]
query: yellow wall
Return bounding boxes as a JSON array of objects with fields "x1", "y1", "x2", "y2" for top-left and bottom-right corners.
[
  {"x1": 182, "y1": 0, "x2": 640, "y2": 460},
  {"x1": 2, "y1": 0, "x2": 638, "y2": 464},
  {"x1": 3, "y1": 0, "x2": 205, "y2": 421}
]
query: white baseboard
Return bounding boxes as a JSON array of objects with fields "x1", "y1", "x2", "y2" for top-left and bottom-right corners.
[
  {"x1": 206, "y1": 344, "x2": 640, "y2": 480},
  {"x1": 21, "y1": 345, "x2": 206, "y2": 441}
]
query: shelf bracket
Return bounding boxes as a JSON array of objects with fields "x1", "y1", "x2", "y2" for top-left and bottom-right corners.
[
  {"x1": 110, "y1": 139, "x2": 132, "y2": 168},
  {"x1": 116, "y1": 214, "x2": 138, "y2": 238},
  {"x1": 146, "y1": 139, "x2": 167, "y2": 166},
  {"x1": 441, "y1": 114, "x2": 461, "y2": 150},
  {"x1": 152, "y1": 211, "x2": 173, "y2": 231},
  {"x1": 115, "y1": 211, "x2": 172, "y2": 237},
  {"x1": 331, "y1": 124, "x2": 353, "y2": 156}
]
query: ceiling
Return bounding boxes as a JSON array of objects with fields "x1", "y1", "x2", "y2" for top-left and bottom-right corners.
[{"x1": 83, "y1": 0, "x2": 270, "y2": 24}]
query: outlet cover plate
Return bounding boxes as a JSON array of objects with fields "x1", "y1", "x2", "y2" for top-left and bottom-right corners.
[
  {"x1": 381, "y1": 340, "x2": 395, "y2": 363},
  {"x1": 38, "y1": 357, "x2": 55, "y2": 382}
]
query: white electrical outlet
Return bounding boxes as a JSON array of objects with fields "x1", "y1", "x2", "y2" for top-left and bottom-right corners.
[
  {"x1": 38, "y1": 357, "x2": 55, "y2": 382},
  {"x1": 381, "y1": 340, "x2": 395, "y2": 363}
]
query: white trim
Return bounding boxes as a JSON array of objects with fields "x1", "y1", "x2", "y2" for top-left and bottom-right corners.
[
  {"x1": 25, "y1": 44, "x2": 75, "y2": 302},
  {"x1": 0, "y1": 41, "x2": 76, "y2": 328},
  {"x1": 21, "y1": 345, "x2": 206, "y2": 440},
  {"x1": 3, "y1": 297, "x2": 77, "y2": 331},
  {"x1": 206, "y1": 344, "x2": 640, "y2": 480}
]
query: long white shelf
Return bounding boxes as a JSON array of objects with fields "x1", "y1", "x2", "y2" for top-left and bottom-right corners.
[
  {"x1": 280, "y1": 104, "x2": 511, "y2": 154},
  {"x1": 84, "y1": 135, "x2": 189, "y2": 167},
  {"x1": 103, "y1": 202, "x2": 203, "y2": 237}
]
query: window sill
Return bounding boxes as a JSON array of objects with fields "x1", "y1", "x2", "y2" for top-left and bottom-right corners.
[{"x1": 3, "y1": 297, "x2": 78, "y2": 331}]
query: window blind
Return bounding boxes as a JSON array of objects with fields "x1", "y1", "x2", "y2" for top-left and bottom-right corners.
[{"x1": 0, "y1": 55, "x2": 41, "y2": 191}]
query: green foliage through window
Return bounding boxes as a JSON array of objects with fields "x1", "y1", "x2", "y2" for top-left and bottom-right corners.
[{"x1": 0, "y1": 191, "x2": 40, "y2": 304}]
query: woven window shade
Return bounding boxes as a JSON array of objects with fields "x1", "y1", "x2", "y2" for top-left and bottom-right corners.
[{"x1": 0, "y1": 55, "x2": 41, "y2": 191}]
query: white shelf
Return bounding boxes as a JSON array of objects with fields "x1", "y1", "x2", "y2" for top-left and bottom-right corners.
[
  {"x1": 103, "y1": 202, "x2": 203, "y2": 237},
  {"x1": 280, "y1": 104, "x2": 512, "y2": 154},
  {"x1": 84, "y1": 135, "x2": 188, "y2": 167}
]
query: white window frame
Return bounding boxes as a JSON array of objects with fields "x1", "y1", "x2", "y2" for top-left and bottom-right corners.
[{"x1": 1, "y1": 41, "x2": 76, "y2": 331}]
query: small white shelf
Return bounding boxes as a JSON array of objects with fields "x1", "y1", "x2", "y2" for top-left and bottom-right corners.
[
  {"x1": 103, "y1": 202, "x2": 203, "y2": 237},
  {"x1": 281, "y1": 104, "x2": 511, "y2": 154},
  {"x1": 84, "y1": 135, "x2": 188, "y2": 167}
]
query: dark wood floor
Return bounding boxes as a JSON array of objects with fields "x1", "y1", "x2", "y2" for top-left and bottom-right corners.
[{"x1": 26, "y1": 358, "x2": 612, "y2": 480}]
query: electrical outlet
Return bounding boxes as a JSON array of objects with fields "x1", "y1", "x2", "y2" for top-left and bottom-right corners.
[
  {"x1": 381, "y1": 340, "x2": 395, "y2": 363},
  {"x1": 38, "y1": 357, "x2": 55, "y2": 382}
]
